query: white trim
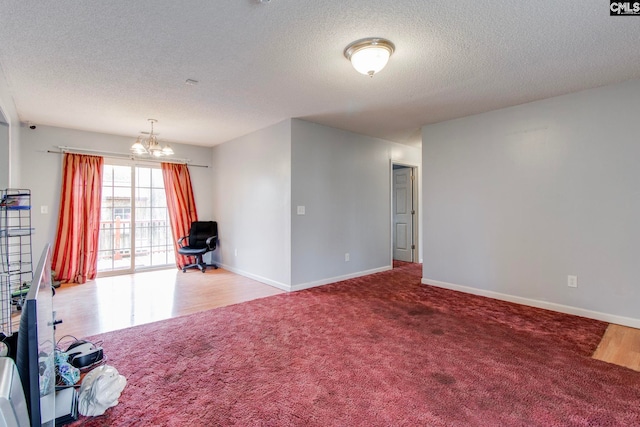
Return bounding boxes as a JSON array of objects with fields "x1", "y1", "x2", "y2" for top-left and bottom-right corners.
[
  {"x1": 217, "y1": 263, "x2": 292, "y2": 292},
  {"x1": 422, "y1": 278, "x2": 640, "y2": 329},
  {"x1": 218, "y1": 264, "x2": 392, "y2": 293},
  {"x1": 291, "y1": 266, "x2": 392, "y2": 292}
]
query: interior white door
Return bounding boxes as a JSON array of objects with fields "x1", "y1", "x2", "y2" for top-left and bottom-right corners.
[{"x1": 393, "y1": 167, "x2": 414, "y2": 262}]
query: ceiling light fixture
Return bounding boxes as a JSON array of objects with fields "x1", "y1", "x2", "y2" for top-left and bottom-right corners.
[
  {"x1": 344, "y1": 37, "x2": 395, "y2": 77},
  {"x1": 130, "y1": 119, "x2": 174, "y2": 157}
]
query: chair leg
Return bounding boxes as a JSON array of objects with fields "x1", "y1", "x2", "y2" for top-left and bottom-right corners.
[
  {"x1": 197, "y1": 254, "x2": 206, "y2": 272},
  {"x1": 180, "y1": 254, "x2": 212, "y2": 272},
  {"x1": 182, "y1": 255, "x2": 203, "y2": 273}
]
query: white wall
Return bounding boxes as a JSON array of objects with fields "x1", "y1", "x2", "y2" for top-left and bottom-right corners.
[
  {"x1": 421, "y1": 79, "x2": 640, "y2": 327},
  {"x1": 19, "y1": 125, "x2": 213, "y2": 259},
  {"x1": 291, "y1": 119, "x2": 421, "y2": 289},
  {"x1": 0, "y1": 120, "x2": 8, "y2": 190},
  {"x1": 0, "y1": 66, "x2": 21, "y2": 188},
  {"x1": 211, "y1": 120, "x2": 292, "y2": 289}
]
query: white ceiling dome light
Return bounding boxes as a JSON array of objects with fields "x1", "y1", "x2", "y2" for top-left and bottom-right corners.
[{"x1": 344, "y1": 38, "x2": 395, "y2": 77}]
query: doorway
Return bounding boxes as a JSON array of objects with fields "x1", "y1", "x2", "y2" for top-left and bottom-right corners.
[
  {"x1": 97, "y1": 163, "x2": 174, "y2": 275},
  {"x1": 392, "y1": 164, "x2": 418, "y2": 263}
]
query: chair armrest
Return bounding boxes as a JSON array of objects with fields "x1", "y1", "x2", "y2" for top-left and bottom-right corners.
[
  {"x1": 177, "y1": 236, "x2": 188, "y2": 247},
  {"x1": 206, "y1": 235, "x2": 217, "y2": 250}
]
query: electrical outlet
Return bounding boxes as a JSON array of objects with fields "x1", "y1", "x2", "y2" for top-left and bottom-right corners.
[
  {"x1": 567, "y1": 275, "x2": 578, "y2": 288},
  {"x1": 40, "y1": 205, "x2": 48, "y2": 214},
  {"x1": 297, "y1": 206, "x2": 305, "y2": 215},
  {"x1": 345, "y1": 253, "x2": 350, "y2": 262}
]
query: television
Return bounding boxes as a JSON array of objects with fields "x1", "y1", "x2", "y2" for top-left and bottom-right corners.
[{"x1": 15, "y1": 246, "x2": 56, "y2": 427}]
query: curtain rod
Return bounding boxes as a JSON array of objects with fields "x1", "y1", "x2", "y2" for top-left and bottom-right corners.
[{"x1": 47, "y1": 146, "x2": 209, "y2": 168}]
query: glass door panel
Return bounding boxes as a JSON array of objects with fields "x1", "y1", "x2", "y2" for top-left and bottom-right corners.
[
  {"x1": 98, "y1": 165, "x2": 133, "y2": 273},
  {"x1": 134, "y1": 166, "x2": 174, "y2": 269}
]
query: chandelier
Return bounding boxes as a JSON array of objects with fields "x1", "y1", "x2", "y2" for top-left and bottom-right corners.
[{"x1": 130, "y1": 119, "x2": 174, "y2": 157}]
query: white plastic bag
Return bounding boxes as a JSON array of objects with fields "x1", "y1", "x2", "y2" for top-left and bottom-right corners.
[{"x1": 78, "y1": 365, "x2": 127, "y2": 416}]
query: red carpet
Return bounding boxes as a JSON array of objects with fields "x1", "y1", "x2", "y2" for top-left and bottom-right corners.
[{"x1": 69, "y1": 263, "x2": 640, "y2": 426}]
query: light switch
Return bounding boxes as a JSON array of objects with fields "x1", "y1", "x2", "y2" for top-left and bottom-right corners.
[
  {"x1": 41, "y1": 205, "x2": 48, "y2": 214},
  {"x1": 297, "y1": 206, "x2": 305, "y2": 215}
]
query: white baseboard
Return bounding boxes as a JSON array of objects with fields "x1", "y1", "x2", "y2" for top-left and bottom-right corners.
[
  {"x1": 218, "y1": 264, "x2": 393, "y2": 293},
  {"x1": 291, "y1": 266, "x2": 392, "y2": 292},
  {"x1": 218, "y1": 263, "x2": 292, "y2": 292},
  {"x1": 422, "y1": 278, "x2": 640, "y2": 329}
]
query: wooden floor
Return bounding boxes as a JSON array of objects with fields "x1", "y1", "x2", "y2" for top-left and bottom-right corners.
[
  {"x1": 52, "y1": 267, "x2": 283, "y2": 342},
  {"x1": 50, "y1": 267, "x2": 639, "y2": 372},
  {"x1": 593, "y1": 324, "x2": 640, "y2": 372}
]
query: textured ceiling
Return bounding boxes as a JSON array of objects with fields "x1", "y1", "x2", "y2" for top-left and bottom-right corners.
[{"x1": 0, "y1": 1, "x2": 639, "y2": 148}]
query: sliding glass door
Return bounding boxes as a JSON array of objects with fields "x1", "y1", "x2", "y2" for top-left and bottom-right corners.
[
  {"x1": 98, "y1": 163, "x2": 174, "y2": 275},
  {"x1": 134, "y1": 167, "x2": 174, "y2": 268}
]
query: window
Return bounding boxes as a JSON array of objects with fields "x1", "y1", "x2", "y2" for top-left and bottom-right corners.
[
  {"x1": 98, "y1": 164, "x2": 174, "y2": 274},
  {"x1": 113, "y1": 207, "x2": 131, "y2": 220}
]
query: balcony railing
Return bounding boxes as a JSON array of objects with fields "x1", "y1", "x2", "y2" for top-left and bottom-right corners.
[{"x1": 98, "y1": 218, "x2": 174, "y2": 269}]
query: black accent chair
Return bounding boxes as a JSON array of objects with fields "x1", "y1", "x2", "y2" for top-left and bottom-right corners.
[{"x1": 177, "y1": 221, "x2": 218, "y2": 273}]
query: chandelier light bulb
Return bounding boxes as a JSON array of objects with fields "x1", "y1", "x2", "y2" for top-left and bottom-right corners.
[{"x1": 131, "y1": 137, "x2": 146, "y2": 155}]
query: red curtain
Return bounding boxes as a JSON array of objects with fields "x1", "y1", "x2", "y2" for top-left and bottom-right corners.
[
  {"x1": 162, "y1": 162, "x2": 198, "y2": 269},
  {"x1": 52, "y1": 153, "x2": 104, "y2": 284}
]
